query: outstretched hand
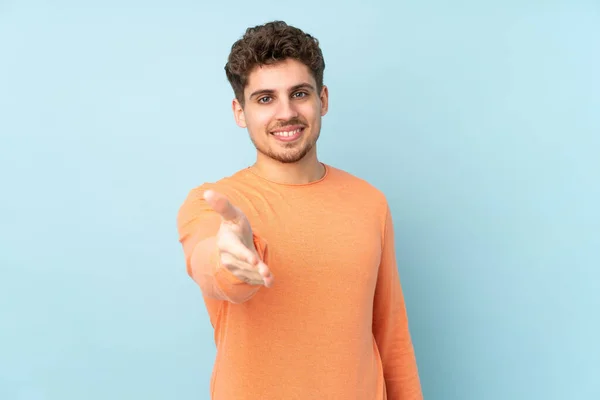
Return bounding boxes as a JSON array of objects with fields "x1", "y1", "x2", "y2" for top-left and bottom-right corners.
[{"x1": 204, "y1": 190, "x2": 274, "y2": 287}]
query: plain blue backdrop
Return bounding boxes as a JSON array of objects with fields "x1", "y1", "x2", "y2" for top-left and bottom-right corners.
[{"x1": 1, "y1": 1, "x2": 599, "y2": 399}]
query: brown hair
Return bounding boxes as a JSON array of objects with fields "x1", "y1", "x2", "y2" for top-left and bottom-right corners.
[{"x1": 225, "y1": 21, "x2": 325, "y2": 106}]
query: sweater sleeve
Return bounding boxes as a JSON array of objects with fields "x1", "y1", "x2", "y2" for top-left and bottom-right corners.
[
  {"x1": 176, "y1": 185, "x2": 267, "y2": 304},
  {"x1": 372, "y1": 203, "x2": 423, "y2": 399}
]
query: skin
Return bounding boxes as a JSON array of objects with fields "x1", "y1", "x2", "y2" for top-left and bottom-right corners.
[
  {"x1": 233, "y1": 58, "x2": 329, "y2": 185},
  {"x1": 205, "y1": 58, "x2": 330, "y2": 287},
  {"x1": 204, "y1": 189, "x2": 273, "y2": 287}
]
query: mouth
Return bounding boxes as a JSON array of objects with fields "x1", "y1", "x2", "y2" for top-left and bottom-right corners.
[{"x1": 270, "y1": 126, "x2": 305, "y2": 142}]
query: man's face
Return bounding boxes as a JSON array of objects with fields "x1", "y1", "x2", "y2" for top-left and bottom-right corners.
[{"x1": 233, "y1": 58, "x2": 328, "y2": 164}]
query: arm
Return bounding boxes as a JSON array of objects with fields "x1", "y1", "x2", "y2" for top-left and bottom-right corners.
[
  {"x1": 176, "y1": 185, "x2": 267, "y2": 304},
  {"x1": 372, "y1": 203, "x2": 423, "y2": 399}
]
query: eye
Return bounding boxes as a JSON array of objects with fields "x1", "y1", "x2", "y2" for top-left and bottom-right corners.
[
  {"x1": 258, "y1": 96, "x2": 272, "y2": 104},
  {"x1": 292, "y1": 91, "x2": 308, "y2": 99}
]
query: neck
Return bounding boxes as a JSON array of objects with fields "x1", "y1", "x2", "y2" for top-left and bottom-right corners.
[{"x1": 253, "y1": 148, "x2": 325, "y2": 185}]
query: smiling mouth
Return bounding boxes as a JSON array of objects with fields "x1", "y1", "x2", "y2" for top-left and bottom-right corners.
[{"x1": 270, "y1": 127, "x2": 305, "y2": 142}]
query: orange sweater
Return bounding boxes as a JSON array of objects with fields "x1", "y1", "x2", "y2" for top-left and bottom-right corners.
[{"x1": 176, "y1": 164, "x2": 422, "y2": 400}]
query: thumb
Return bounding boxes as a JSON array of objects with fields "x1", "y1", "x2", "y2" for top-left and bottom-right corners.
[{"x1": 203, "y1": 190, "x2": 239, "y2": 222}]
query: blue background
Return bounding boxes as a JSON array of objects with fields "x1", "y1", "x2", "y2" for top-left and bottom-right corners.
[{"x1": 1, "y1": 1, "x2": 599, "y2": 399}]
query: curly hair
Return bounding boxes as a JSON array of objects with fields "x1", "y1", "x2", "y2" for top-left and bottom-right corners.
[{"x1": 225, "y1": 21, "x2": 325, "y2": 106}]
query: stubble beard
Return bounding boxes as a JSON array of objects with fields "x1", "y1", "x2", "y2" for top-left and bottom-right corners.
[{"x1": 251, "y1": 128, "x2": 320, "y2": 164}]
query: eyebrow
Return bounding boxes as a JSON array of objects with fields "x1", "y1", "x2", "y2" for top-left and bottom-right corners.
[{"x1": 249, "y1": 83, "x2": 316, "y2": 100}]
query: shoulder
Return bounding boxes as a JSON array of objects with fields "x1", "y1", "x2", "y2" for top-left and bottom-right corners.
[
  {"x1": 326, "y1": 164, "x2": 395, "y2": 240},
  {"x1": 327, "y1": 164, "x2": 390, "y2": 211}
]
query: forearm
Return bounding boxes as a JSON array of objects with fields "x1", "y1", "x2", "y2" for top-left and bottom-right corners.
[
  {"x1": 374, "y1": 203, "x2": 423, "y2": 399},
  {"x1": 376, "y1": 319, "x2": 422, "y2": 399}
]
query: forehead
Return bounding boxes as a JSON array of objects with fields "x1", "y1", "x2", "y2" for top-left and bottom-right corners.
[{"x1": 245, "y1": 59, "x2": 315, "y2": 93}]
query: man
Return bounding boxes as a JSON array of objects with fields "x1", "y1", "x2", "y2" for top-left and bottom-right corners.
[{"x1": 176, "y1": 21, "x2": 423, "y2": 399}]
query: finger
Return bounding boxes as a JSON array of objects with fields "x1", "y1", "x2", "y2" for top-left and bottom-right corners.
[
  {"x1": 217, "y1": 231, "x2": 258, "y2": 265},
  {"x1": 257, "y1": 261, "x2": 270, "y2": 277},
  {"x1": 220, "y1": 254, "x2": 266, "y2": 286},
  {"x1": 203, "y1": 190, "x2": 239, "y2": 222},
  {"x1": 263, "y1": 275, "x2": 274, "y2": 288},
  {"x1": 258, "y1": 262, "x2": 274, "y2": 288}
]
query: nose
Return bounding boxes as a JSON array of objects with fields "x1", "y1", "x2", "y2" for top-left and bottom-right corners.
[{"x1": 275, "y1": 97, "x2": 299, "y2": 121}]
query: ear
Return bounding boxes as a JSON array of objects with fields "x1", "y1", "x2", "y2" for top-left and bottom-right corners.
[
  {"x1": 232, "y1": 98, "x2": 247, "y2": 128},
  {"x1": 319, "y1": 85, "x2": 329, "y2": 117}
]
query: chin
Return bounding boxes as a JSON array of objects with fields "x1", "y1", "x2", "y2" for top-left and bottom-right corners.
[{"x1": 255, "y1": 145, "x2": 311, "y2": 164}]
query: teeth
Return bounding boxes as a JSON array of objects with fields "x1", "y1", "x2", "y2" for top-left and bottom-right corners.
[{"x1": 273, "y1": 128, "x2": 302, "y2": 137}]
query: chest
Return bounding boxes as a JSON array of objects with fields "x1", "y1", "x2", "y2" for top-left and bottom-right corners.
[{"x1": 247, "y1": 199, "x2": 383, "y2": 299}]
